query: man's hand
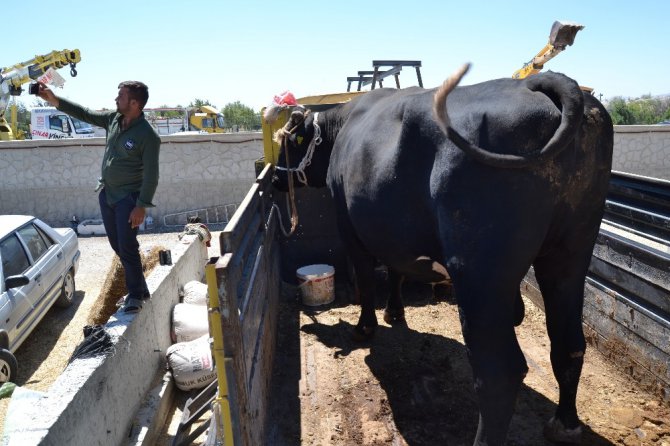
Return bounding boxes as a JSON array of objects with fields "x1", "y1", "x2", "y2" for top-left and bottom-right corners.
[
  {"x1": 129, "y1": 207, "x2": 146, "y2": 229},
  {"x1": 36, "y1": 82, "x2": 60, "y2": 107}
]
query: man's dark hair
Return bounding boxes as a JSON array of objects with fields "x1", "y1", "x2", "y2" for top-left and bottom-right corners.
[{"x1": 118, "y1": 81, "x2": 149, "y2": 110}]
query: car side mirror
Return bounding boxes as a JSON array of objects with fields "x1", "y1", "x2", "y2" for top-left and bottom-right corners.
[{"x1": 5, "y1": 275, "x2": 30, "y2": 289}]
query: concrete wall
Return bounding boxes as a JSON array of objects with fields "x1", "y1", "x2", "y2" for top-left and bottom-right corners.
[
  {"x1": 0, "y1": 123, "x2": 667, "y2": 445},
  {"x1": 0, "y1": 133, "x2": 264, "y2": 228},
  {"x1": 2, "y1": 234, "x2": 208, "y2": 445},
  {"x1": 613, "y1": 125, "x2": 670, "y2": 180},
  {"x1": 0, "y1": 126, "x2": 667, "y2": 230}
]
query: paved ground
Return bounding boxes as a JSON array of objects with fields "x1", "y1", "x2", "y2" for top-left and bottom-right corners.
[
  {"x1": 2, "y1": 230, "x2": 669, "y2": 445},
  {"x1": 0, "y1": 230, "x2": 192, "y2": 439}
]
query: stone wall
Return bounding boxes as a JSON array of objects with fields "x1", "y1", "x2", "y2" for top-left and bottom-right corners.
[
  {"x1": 0, "y1": 125, "x2": 668, "y2": 230},
  {"x1": 613, "y1": 125, "x2": 670, "y2": 180},
  {"x1": 0, "y1": 133, "x2": 264, "y2": 228}
]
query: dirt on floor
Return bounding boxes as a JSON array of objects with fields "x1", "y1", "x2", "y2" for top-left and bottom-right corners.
[{"x1": 265, "y1": 278, "x2": 670, "y2": 446}]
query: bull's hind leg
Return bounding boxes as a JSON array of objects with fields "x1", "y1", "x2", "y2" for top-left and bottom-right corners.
[
  {"x1": 456, "y1": 279, "x2": 529, "y2": 446},
  {"x1": 533, "y1": 247, "x2": 593, "y2": 444},
  {"x1": 347, "y1": 246, "x2": 378, "y2": 341},
  {"x1": 336, "y1": 224, "x2": 379, "y2": 341},
  {"x1": 383, "y1": 268, "x2": 405, "y2": 325}
]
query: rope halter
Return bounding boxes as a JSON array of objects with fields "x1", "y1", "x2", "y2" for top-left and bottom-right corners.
[{"x1": 275, "y1": 112, "x2": 322, "y2": 186}]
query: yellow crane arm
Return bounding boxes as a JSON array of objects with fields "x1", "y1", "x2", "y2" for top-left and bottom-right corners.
[
  {"x1": 512, "y1": 42, "x2": 563, "y2": 79},
  {"x1": 0, "y1": 49, "x2": 82, "y2": 141},
  {"x1": 512, "y1": 21, "x2": 584, "y2": 80},
  {"x1": 1, "y1": 49, "x2": 81, "y2": 94}
]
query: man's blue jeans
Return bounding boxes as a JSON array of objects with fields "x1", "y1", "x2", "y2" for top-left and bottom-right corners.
[{"x1": 99, "y1": 189, "x2": 148, "y2": 300}]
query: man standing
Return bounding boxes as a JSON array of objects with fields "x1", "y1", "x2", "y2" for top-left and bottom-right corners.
[{"x1": 38, "y1": 81, "x2": 161, "y2": 313}]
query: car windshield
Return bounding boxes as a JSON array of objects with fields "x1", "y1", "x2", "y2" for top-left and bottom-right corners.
[{"x1": 71, "y1": 117, "x2": 93, "y2": 133}]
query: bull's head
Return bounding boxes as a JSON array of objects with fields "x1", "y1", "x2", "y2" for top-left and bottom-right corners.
[{"x1": 271, "y1": 108, "x2": 328, "y2": 191}]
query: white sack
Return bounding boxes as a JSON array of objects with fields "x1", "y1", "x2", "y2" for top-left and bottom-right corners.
[
  {"x1": 172, "y1": 303, "x2": 209, "y2": 343},
  {"x1": 183, "y1": 280, "x2": 208, "y2": 306},
  {"x1": 166, "y1": 335, "x2": 217, "y2": 391}
]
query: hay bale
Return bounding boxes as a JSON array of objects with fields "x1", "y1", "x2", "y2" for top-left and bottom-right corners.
[{"x1": 87, "y1": 245, "x2": 165, "y2": 325}]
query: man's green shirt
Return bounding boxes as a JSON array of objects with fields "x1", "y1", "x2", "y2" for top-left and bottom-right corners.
[{"x1": 57, "y1": 98, "x2": 160, "y2": 207}]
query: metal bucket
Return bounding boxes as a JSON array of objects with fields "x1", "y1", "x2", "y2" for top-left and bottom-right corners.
[{"x1": 296, "y1": 264, "x2": 335, "y2": 306}]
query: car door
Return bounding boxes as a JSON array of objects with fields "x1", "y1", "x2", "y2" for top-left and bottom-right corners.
[
  {"x1": 16, "y1": 223, "x2": 63, "y2": 317},
  {"x1": 0, "y1": 232, "x2": 39, "y2": 352}
]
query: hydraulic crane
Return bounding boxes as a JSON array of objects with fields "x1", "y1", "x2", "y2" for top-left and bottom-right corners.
[
  {"x1": 512, "y1": 21, "x2": 583, "y2": 80},
  {"x1": 0, "y1": 49, "x2": 81, "y2": 140}
]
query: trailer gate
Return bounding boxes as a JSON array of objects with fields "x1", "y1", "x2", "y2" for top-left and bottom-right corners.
[{"x1": 173, "y1": 164, "x2": 280, "y2": 445}]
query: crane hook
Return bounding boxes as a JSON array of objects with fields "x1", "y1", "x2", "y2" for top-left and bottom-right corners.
[{"x1": 70, "y1": 63, "x2": 77, "y2": 77}]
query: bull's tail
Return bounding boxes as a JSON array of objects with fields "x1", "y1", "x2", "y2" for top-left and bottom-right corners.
[{"x1": 433, "y1": 64, "x2": 584, "y2": 168}]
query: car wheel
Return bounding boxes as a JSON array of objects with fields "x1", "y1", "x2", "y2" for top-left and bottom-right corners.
[
  {"x1": 55, "y1": 268, "x2": 75, "y2": 308},
  {"x1": 0, "y1": 349, "x2": 17, "y2": 384}
]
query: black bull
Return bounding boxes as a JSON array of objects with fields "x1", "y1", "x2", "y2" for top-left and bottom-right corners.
[{"x1": 270, "y1": 65, "x2": 613, "y2": 445}]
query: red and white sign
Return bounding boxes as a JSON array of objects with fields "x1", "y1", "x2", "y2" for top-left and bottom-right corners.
[{"x1": 37, "y1": 67, "x2": 66, "y2": 88}]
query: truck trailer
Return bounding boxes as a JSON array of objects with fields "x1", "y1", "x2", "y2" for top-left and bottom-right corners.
[{"x1": 30, "y1": 107, "x2": 98, "y2": 140}]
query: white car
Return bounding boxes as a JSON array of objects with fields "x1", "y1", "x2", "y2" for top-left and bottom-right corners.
[{"x1": 0, "y1": 215, "x2": 80, "y2": 383}]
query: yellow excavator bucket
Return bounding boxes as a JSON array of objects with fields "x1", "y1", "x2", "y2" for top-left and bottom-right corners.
[{"x1": 512, "y1": 21, "x2": 584, "y2": 80}]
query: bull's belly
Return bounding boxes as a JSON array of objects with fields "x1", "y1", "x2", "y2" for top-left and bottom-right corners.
[
  {"x1": 393, "y1": 256, "x2": 451, "y2": 284},
  {"x1": 366, "y1": 238, "x2": 449, "y2": 284}
]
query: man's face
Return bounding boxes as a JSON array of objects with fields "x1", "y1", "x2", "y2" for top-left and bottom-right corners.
[{"x1": 115, "y1": 87, "x2": 134, "y2": 114}]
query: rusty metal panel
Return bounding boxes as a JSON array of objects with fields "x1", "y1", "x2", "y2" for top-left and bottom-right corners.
[
  {"x1": 583, "y1": 280, "x2": 670, "y2": 398},
  {"x1": 523, "y1": 171, "x2": 670, "y2": 402},
  {"x1": 212, "y1": 167, "x2": 281, "y2": 446}
]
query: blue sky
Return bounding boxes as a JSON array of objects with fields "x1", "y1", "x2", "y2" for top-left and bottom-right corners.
[{"x1": 4, "y1": 1, "x2": 668, "y2": 112}]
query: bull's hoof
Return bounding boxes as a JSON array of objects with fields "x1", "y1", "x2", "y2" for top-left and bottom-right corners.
[
  {"x1": 543, "y1": 416, "x2": 583, "y2": 444},
  {"x1": 352, "y1": 324, "x2": 376, "y2": 342},
  {"x1": 383, "y1": 308, "x2": 405, "y2": 325}
]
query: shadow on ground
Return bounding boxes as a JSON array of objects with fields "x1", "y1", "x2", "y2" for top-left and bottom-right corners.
[
  {"x1": 266, "y1": 277, "x2": 615, "y2": 446},
  {"x1": 14, "y1": 290, "x2": 86, "y2": 385}
]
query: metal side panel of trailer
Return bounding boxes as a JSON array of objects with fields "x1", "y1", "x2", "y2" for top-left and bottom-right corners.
[
  {"x1": 524, "y1": 171, "x2": 670, "y2": 400},
  {"x1": 206, "y1": 163, "x2": 282, "y2": 446}
]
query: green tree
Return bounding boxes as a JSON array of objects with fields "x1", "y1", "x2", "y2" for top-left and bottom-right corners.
[
  {"x1": 606, "y1": 95, "x2": 670, "y2": 125},
  {"x1": 155, "y1": 104, "x2": 183, "y2": 118},
  {"x1": 189, "y1": 99, "x2": 214, "y2": 108},
  {"x1": 14, "y1": 101, "x2": 31, "y2": 139},
  {"x1": 222, "y1": 101, "x2": 261, "y2": 131},
  {"x1": 608, "y1": 97, "x2": 635, "y2": 125}
]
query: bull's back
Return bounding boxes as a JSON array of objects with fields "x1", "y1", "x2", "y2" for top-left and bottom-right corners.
[
  {"x1": 328, "y1": 88, "x2": 446, "y2": 264},
  {"x1": 326, "y1": 75, "x2": 612, "y2": 272}
]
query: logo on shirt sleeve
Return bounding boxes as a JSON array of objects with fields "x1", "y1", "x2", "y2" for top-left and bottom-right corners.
[{"x1": 124, "y1": 139, "x2": 136, "y2": 150}]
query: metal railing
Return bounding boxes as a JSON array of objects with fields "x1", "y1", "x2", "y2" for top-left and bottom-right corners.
[{"x1": 162, "y1": 203, "x2": 240, "y2": 228}]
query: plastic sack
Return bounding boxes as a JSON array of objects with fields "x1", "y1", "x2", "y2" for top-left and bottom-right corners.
[
  {"x1": 273, "y1": 91, "x2": 297, "y2": 106},
  {"x1": 0, "y1": 383, "x2": 16, "y2": 399},
  {"x1": 166, "y1": 335, "x2": 217, "y2": 391},
  {"x1": 172, "y1": 302, "x2": 209, "y2": 343},
  {"x1": 183, "y1": 280, "x2": 208, "y2": 306}
]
